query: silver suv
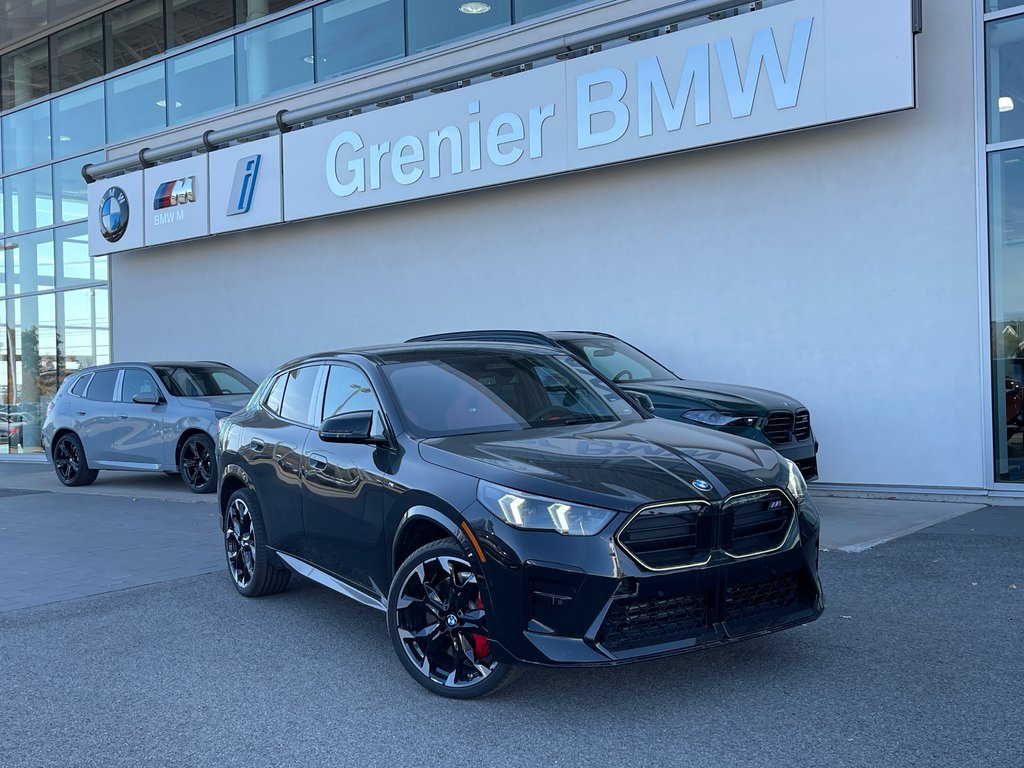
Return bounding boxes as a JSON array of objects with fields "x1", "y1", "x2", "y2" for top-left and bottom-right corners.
[{"x1": 42, "y1": 362, "x2": 256, "y2": 493}]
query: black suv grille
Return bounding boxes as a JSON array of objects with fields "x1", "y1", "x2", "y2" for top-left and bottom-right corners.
[
  {"x1": 724, "y1": 574, "x2": 799, "y2": 621},
  {"x1": 617, "y1": 502, "x2": 707, "y2": 569},
  {"x1": 763, "y1": 411, "x2": 794, "y2": 444},
  {"x1": 600, "y1": 592, "x2": 709, "y2": 651},
  {"x1": 724, "y1": 490, "x2": 794, "y2": 557},
  {"x1": 793, "y1": 409, "x2": 811, "y2": 441}
]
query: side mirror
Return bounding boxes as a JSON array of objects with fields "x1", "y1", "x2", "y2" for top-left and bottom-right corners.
[
  {"x1": 319, "y1": 410, "x2": 378, "y2": 443},
  {"x1": 631, "y1": 393, "x2": 656, "y2": 415},
  {"x1": 132, "y1": 393, "x2": 162, "y2": 406}
]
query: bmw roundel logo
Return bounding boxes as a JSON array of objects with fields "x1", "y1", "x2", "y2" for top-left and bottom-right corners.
[
  {"x1": 446, "y1": 615, "x2": 458, "y2": 628},
  {"x1": 99, "y1": 186, "x2": 130, "y2": 243},
  {"x1": 691, "y1": 479, "x2": 713, "y2": 491}
]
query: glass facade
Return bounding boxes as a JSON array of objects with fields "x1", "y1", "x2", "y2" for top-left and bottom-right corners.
[{"x1": 988, "y1": 3, "x2": 1024, "y2": 481}]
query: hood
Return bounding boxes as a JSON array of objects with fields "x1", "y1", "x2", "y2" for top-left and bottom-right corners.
[
  {"x1": 624, "y1": 379, "x2": 806, "y2": 413},
  {"x1": 418, "y1": 418, "x2": 787, "y2": 513},
  {"x1": 177, "y1": 394, "x2": 251, "y2": 412}
]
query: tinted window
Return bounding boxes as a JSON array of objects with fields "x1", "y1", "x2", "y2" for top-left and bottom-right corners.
[
  {"x1": 70, "y1": 373, "x2": 92, "y2": 397},
  {"x1": 280, "y1": 366, "x2": 320, "y2": 424},
  {"x1": 322, "y1": 365, "x2": 379, "y2": 421},
  {"x1": 382, "y1": 351, "x2": 637, "y2": 438},
  {"x1": 121, "y1": 369, "x2": 161, "y2": 402},
  {"x1": 264, "y1": 374, "x2": 287, "y2": 415},
  {"x1": 560, "y1": 338, "x2": 677, "y2": 383},
  {"x1": 154, "y1": 365, "x2": 255, "y2": 397},
  {"x1": 86, "y1": 369, "x2": 118, "y2": 402}
]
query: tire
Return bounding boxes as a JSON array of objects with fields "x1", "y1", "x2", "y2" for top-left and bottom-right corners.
[
  {"x1": 224, "y1": 487, "x2": 291, "y2": 597},
  {"x1": 387, "y1": 538, "x2": 520, "y2": 699},
  {"x1": 179, "y1": 433, "x2": 217, "y2": 494},
  {"x1": 51, "y1": 433, "x2": 99, "y2": 487}
]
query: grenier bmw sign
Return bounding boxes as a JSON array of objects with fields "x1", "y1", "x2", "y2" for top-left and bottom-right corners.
[{"x1": 87, "y1": 0, "x2": 914, "y2": 256}]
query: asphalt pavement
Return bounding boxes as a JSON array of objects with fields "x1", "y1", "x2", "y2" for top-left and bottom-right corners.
[{"x1": 0, "y1": 462, "x2": 1021, "y2": 767}]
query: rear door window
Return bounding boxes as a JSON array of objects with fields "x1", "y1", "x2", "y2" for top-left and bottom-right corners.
[
  {"x1": 279, "y1": 366, "x2": 320, "y2": 424},
  {"x1": 85, "y1": 370, "x2": 118, "y2": 402},
  {"x1": 264, "y1": 374, "x2": 287, "y2": 415}
]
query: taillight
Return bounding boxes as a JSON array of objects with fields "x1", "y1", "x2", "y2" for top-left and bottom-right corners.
[{"x1": 46, "y1": 400, "x2": 55, "y2": 417}]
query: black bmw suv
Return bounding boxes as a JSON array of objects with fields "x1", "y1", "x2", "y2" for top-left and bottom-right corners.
[
  {"x1": 218, "y1": 342, "x2": 824, "y2": 698},
  {"x1": 409, "y1": 331, "x2": 819, "y2": 479}
]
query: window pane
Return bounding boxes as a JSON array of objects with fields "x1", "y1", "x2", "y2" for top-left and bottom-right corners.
[
  {"x1": 239, "y1": 0, "x2": 308, "y2": 21},
  {"x1": 407, "y1": 0, "x2": 510, "y2": 54},
  {"x1": 236, "y1": 12, "x2": 313, "y2": 105},
  {"x1": 56, "y1": 222, "x2": 106, "y2": 287},
  {"x1": 280, "y1": 365, "x2": 319, "y2": 423},
  {"x1": 52, "y1": 85, "x2": 105, "y2": 158},
  {"x1": 0, "y1": 39, "x2": 50, "y2": 111},
  {"x1": 121, "y1": 369, "x2": 160, "y2": 402},
  {"x1": 264, "y1": 373, "x2": 286, "y2": 414},
  {"x1": 86, "y1": 368, "x2": 118, "y2": 402},
  {"x1": 7, "y1": 230, "x2": 55, "y2": 294},
  {"x1": 990, "y1": 147, "x2": 1024, "y2": 480},
  {"x1": 514, "y1": 0, "x2": 588, "y2": 23},
  {"x1": 1, "y1": 102, "x2": 51, "y2": 172},
  {"x1": 0, "y1": 181, "x2": 4, "y2": 234},
  {"x1": 52, "y1": 17, "x2": 104, "y2": 91},
  {"x1": 63, "y1": 287, "x2": 110, "y2": 374},
  {"x1": 107, "y1": 0, "x2": 166, "y2": 71},
  {"x1": 314, "y1": 0, "x2": 403, "y2": 83},
  {"x1": 3, "y1": 292, "x2": 57, "y2": 453},
  {"x1": 987, "y1": 16, "x2": 1024, "y2": 144},
  {"x1": 105, "y1": 62, "x2": 166, "y2": 144},
  {"x1": 987, "y1": 2, "x2": 1024, "y2": 10},
  {"x1": 323, "y1": 365, "x2": 378, "y2": 420},
  {"x1": 167, "y1": 39, "x2": 234, "y2": 125},
  {"x1": 54, "y1": 152, "x2": 104, "y2": 224},
  {"x1": 169, "y1": 0, "x2": 234, "y2": 49},
  {"x1": 4, "y1": 166, "x2": 54, "y2": 235}
]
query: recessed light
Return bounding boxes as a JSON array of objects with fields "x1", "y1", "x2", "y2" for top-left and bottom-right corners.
[
  {"x1": 1000, "y1": 96, "x2": 1014, "y2": 113},
  {"x1": 59, "y1": 135, "x2": 71, "y2": 142},
  {"x1": 460, "y1": 2, "x2": 491, "y2": 13},
  {"x1": 156, "y1": 99, "x2": 183, "y2": 108}
]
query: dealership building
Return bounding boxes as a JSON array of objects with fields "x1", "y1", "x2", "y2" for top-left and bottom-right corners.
[{"x1": 1, "y1": 0, "x2": 1022, "y2": 495}]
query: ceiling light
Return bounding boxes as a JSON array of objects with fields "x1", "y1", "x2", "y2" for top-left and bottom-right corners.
[
  {"x1": 303, "y1": 55, "x2": 315, "y2": 64},
  {"x1": 460, "y1": 2, "x2": 491, "y2": 13},
  {"x1": 59, "y1": 135, "x2": 71, "y2": 142},
  {"x1": 156, "y1": 99, "x2": 183, "y2": 108},
  {"x1": 1000, "y1": 96, "x2": 1014, "y2": 113}
]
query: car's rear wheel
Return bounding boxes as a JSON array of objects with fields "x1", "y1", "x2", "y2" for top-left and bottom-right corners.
[
  {"x1": 52, "y1": 433, "x2": 99, "y2": 487},
  {"x1": 180, "y1": 433, "x2": 217, "y2": 493},
  {"x1": 387, "y1": 538, "x2": 519, "y2": 699},
  {"x1": 224, "y1": 487, "x2": 290, "y2": 597}
]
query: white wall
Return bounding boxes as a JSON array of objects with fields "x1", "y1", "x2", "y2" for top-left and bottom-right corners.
[{"x1": 112, "y1": 0, "x2": 983, "y2": 489}]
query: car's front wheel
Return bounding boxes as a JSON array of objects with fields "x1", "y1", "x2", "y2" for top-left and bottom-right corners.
[
  {"x1": 180, "y1": 433, "x2": 217, "y2": 493},
  {"x1": 387, "y1": 538, "x2": 519, "y2": 699},
  {"x1": 52, "y1": 433, "x2": 99, "y2": 487}
]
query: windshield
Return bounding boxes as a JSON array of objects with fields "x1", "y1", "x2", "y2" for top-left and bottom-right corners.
[
  {"x1": 382, "y1": 351, "x2": 640, "y2": 438},
  {"x1": 153, "y1": 365, "x2": 256, "y2": 397},
  {"x1": 559, "y1": 338, "x2": 678, "y2": 384}
]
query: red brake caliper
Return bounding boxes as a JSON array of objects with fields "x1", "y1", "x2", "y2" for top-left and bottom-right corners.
[{"x1": 471, "y1": 594, "x2": 490, "y2": 659}]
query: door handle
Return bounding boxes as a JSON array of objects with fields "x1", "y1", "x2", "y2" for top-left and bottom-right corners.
[
  {"x1": 76, "y1": 411, "x2": 86, "y2": 416},
  {"x1": 249, "y1": 438, "x2": 265, "y2": 452},
  {"x1": 308, "y1": 453, "x2": 328, "y2": 471},
  {"x1": 119, "y1": 415, "x2": 129, "y2": 420}
]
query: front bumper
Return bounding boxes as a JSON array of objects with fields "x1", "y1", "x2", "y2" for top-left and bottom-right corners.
[{"x1": 468, "y1": 498, "x2": 824, "y2": 667}]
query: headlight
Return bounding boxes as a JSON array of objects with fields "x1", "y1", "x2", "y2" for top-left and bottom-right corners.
[
  {"x1": 477, "y1": 481, "x2": 616, "y2": 536},
  {"x1": 684, "y1": 409, "x2": 758, "y2": 428},
  {"x1": 781, "y1": 457, "x2": 807, "y2": 505}
]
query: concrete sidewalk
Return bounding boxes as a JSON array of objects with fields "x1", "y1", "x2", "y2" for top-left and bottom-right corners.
[{"x1": 0, "y1": 459, "x2": 989, "y2": 552}]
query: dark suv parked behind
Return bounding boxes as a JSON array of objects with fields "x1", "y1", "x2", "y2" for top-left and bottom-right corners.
[
  {"x1": 408, "y1": 331, "x2": 819, "y2": 479},
  {"x1": 42, "y1": 362, "x2": 256, "y2": 492},
  {"x1": 217, "y1": 342, "x2": 823, "y2": 698}
]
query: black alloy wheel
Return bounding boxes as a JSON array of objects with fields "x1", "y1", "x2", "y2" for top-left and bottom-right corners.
[
  {"x1": 180, "y1": 433, "x2": 217, "y2": 494},
  {"x1": 224, "y1": 487, "x2": 290, "y2": 597},
  {"x1": 387, "y1": 539, "x2": 519, "y2": 699},
  {"x1": 52, "y1": 433, "x2": 99, "y2": 487}
]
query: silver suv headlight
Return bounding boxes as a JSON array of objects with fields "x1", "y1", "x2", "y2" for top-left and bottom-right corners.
[{"x1": 477, "y1": 481, "x2": 616, "y2": 536}]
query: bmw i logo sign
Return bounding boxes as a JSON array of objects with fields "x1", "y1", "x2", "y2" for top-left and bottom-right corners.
[
  {"x1": 99, "y1": 186, "x2": 130, "y2": 243},
  {"x1": 691, "y1": 479, "x2": 712, "y2": 491}
]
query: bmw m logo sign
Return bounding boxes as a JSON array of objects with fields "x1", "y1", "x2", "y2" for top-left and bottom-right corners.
[
  {"x1": 227, "y1": 154, "x2": 261, "y2": 216},
  {"x1": 99, "y1": 187, "x2": 130, "y2": 243},
  {"x1": 153, "y1": 176, "x2": 196, "y2": 210},
  {"x1": 691, "y1": 479, "x2": 712, "y2": 491}
]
